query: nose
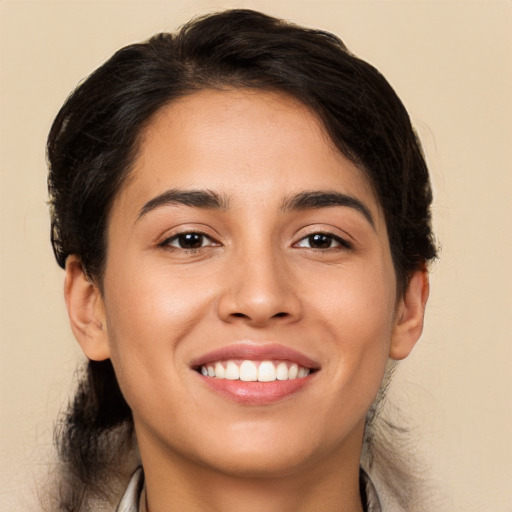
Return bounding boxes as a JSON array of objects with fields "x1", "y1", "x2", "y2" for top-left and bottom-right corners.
[{"x1": 217, "y1": 246, "x2": 303, "y2": 327}]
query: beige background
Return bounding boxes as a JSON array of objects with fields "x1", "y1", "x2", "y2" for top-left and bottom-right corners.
[{"x1": 1, "y1": 0, "x2": 511, "y2": 510}]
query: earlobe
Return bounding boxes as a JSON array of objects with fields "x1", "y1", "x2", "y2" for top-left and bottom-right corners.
[
  {"x1": 389, "y1": 268, "x2": 429, "y2": 360},
  {"x1": 64, "y1": 255, "x2": 110, "y2": 361}
]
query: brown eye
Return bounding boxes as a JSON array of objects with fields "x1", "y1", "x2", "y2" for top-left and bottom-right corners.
[
  {"x1": 164, "y1": 232, "x2": 216, "y2": 250},
  {"x1": 295, "y1": 233, "x2": 350, "y2": 250},
  {"x1": 178, "y1": 233, "x2": 204, "y2": 248},
  {"x1": 308, "y1": 233, "x2": 334, "y2": 249}
]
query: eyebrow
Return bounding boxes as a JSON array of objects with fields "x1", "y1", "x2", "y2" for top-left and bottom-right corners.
[
  {"x1": 137, "y1": 188, "x2": 374, "y2": 228},
  {"x1": 137, "y1": 189, "x2": 229, "y2": 220},
  {"x1": 281, "y1": 191, "x2": 375, "y2": 228}
]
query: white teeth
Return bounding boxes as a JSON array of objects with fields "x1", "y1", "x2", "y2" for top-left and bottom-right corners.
[
  {"x1": 258, "y1": 361, "x2": 276, "y2": 382},
  {"x1": 239, "y1": 360, "x2": 258, "y2": 381},
  {"x1": 214, "y1": 362, "x2": 225, "y2": 379},
  {"x1": 224, "y1": 361, "x2": 240, "y2": 380},
  {"x1": 276, "y1": 362, "x2": 289, "y2": 380},
  {"x1": 199, "y1": 359, "x2": 311, "y2": 381}
]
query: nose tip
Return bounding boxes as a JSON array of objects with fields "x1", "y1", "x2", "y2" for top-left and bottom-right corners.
[{"x1": 217, "y1": 258, "x2": 302, "y2": 327}]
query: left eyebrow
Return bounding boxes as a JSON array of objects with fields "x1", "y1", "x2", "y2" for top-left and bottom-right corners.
[
  {"x1": 281, "y1": 191, "x2": 375, "y2": 228},
  {"x1": 137, "y1": 189, "x2": 229, "y2": 221}
]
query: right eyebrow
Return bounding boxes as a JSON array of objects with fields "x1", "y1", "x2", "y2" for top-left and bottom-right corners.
[
  {"x1": 137, "y1": 189, "x2": 229, "y2": 221},
  {"x1": 281, "y1": 190, "x2": 375, "y2": 229}
]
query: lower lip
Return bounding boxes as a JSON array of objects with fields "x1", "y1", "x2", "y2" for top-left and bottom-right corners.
[{"x1": 197, "y1": 373, "x2": 315, "y2": 404}]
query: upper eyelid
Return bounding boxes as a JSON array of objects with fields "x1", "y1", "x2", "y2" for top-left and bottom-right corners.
[
  {"x1": 158, "y1": 226, "x2": 221, "y2": 244},
  {"x1": 293, "y1": 224, "x2": 354, "y2": 243}
]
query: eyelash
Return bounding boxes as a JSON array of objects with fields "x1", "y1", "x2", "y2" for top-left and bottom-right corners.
[
  {"x1": 293, "y1": 232, "x2": 352, "y2": 251},
  {"x1": 159, "y1": 231, "x2": 219, "y2": 252},
  {"x1": 159, "y1": 231, "x2": 352, "y2": 252}
]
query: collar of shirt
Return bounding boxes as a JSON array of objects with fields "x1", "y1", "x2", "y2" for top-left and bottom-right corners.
[{"x1": 116, "y1": 466, "x2": 382, "y2": 512}]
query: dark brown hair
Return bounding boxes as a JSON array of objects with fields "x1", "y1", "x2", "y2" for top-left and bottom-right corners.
[{"x1": 47, "y1": 9, "x2": 436, "y2": 510}]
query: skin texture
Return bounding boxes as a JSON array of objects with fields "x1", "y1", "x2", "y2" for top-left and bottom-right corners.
[{"x1": 65, "y1": 89, "x2": 428, "y2": 512}]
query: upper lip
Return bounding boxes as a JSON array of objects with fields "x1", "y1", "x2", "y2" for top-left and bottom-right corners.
[{"x1": 190, "y1": 342, "x2": 320, "y2": 370}]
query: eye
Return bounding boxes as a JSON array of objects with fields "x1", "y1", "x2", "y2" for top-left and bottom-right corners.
[
  {"x1": 162, "y1": 232, "x2": 218, "y2": 250},
  {"x1": 295, "y1": 232, "x2": 350, "y2": 250}
]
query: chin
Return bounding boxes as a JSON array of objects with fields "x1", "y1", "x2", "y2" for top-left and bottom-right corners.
[
  {"x1": 199, "y1": 446, "x2": 318, "y2": 479},
  {"x1": 182, "y1": 421, "x2": 348, "y2": 480}
]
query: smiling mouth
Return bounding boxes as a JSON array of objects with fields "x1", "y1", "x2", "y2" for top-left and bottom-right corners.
[{"x1": 197, "y1": 359, "x2": 312, "y2": 382}]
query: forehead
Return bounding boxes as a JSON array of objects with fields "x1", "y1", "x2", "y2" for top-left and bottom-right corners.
[{"x1": 117, "y1": 88, "x2": 382, "y2": 223}]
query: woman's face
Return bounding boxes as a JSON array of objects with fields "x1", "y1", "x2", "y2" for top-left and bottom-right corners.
[{"x1": 92, "y1": 89, "x2": 408, "y2": 478}]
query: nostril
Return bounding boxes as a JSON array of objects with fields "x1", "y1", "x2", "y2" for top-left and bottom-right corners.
[{"x1": 229, "y1": 311, "x2": 289, "y2": 321}]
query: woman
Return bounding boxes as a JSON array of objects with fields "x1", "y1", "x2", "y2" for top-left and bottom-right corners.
[{"x1": 47, "y1": 9, "x2": 436, "y2": 512}]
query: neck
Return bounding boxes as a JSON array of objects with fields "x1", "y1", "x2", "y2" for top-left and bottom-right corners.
[{"x1": 137, "y1": 426, "x2": 366, "y2": 512}]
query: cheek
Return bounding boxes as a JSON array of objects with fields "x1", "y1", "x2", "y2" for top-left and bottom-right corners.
[
  {"x1": 308, "y1": 252, "x2": 396, "y2": 337},
  {"x1": 308, "y1": 256, "x2": 396, "y2": 391},
  {"x1": 104, "y1": 255, "x2": 211, "y2": 333},
  {"x1": 101, "y1": 257, "x2": 214, "y2": 394}
]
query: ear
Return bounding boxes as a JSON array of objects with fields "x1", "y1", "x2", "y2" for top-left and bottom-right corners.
[
  {"x1": 389, "y1": 268, "x2": 430, "y2": 360},
  {"x1": 64, "y1": 255, "x2": 110, "y2": 361}
]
